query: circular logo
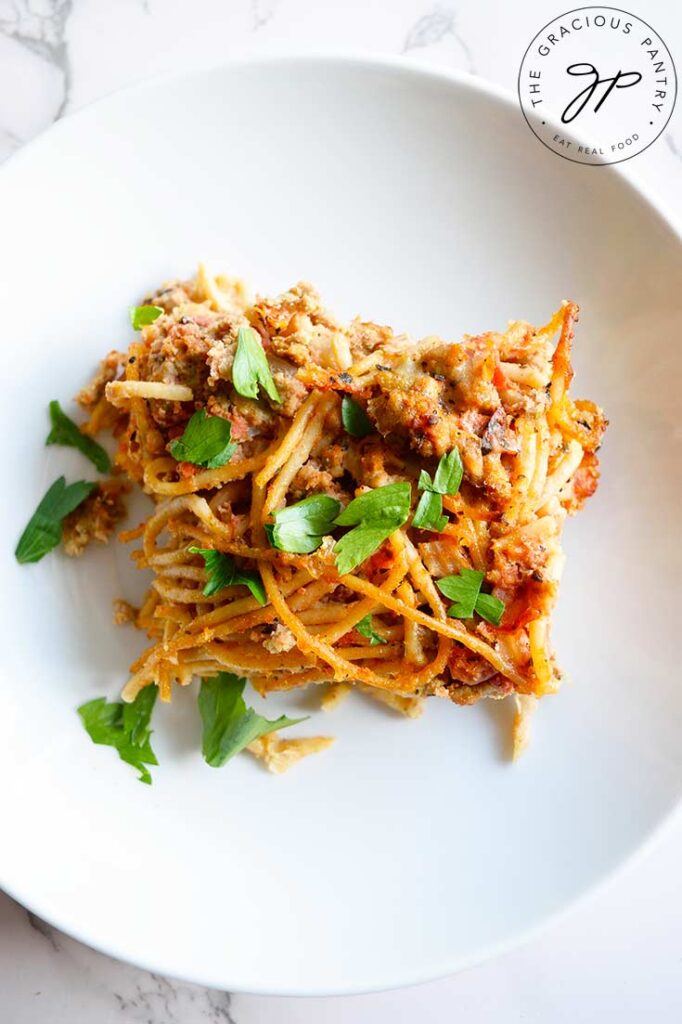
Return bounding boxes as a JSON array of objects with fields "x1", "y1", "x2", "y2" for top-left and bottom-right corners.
[{"x1": 518, "y1": 6, "x2": 677, "y2": 164}]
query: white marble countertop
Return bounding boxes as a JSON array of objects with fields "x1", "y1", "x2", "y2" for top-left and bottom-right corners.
[{"x1": 1, "y1": 1, "x2": 680, "y2": 1020}]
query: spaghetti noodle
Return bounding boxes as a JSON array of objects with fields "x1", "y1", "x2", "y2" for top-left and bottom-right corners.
[{"x1": 77, "y1": 267, "x2": 606, "y2": 755}]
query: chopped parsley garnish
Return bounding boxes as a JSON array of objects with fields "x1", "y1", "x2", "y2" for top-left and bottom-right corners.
[
  {"x1": 355, "y1": 614, "x2": 387, "y2": 646},
  {"x1": 189, "y1": 546, "x2": 266, "y2": 604},
  {"x1": 436, "y1": 569, "x2": 505, "y2": 625},
  {"x1": 46, "y1": 400, "x2": 110, "y2": 474},
  {"x1": 168, "y1": 409, "x2": 237, "y2": 469},
  {"x1": 412, "y1": 447, "x2": 463, "y2": 533},
  {"x1": 472, "y1": 592, "x2": 505, "y2": 627},
  {"x1": 130, "y1": 305, "x2": 163, "y2": 330},
  {"x1": 341, "y1": 395, "x2": 373, "y2": 438},
  {"x1": 199, "y1": 672, "x2": 305, "y2": 767},
  {"x1": 429, "y1": 447, "x2": 464, "y2": 496},
  {"x1": 436, "y1": 568, "x2": 483, "y2": 619},
  {"x1": 412, "y1": 490, "x2": 448, "y2": 532},
  {"x1": 77, "y1": 686, "x2": 158, "y2": 784},
  {"x1": 15, "y1": 477, "x2": 96, "y2": 564},
  {"x1": 333, "y1": 482, "x2": 411, "y2": 575},
  {"x1": 266, "y1": 494, "x2": 341, "y2": 555},
  {"x1": 232, "y1": 326, "x2": 281, "y2": 403}
]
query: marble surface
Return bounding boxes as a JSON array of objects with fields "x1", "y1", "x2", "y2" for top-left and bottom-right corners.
[{"x1": 1, "y1": 0, "x2": 680, "y2": 1019}]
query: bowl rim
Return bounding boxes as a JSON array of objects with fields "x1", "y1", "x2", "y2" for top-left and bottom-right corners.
[
  {"x1": 2, "y1": 49, "x2": 681, "y2": 244},
  {"x1": 2, "y1": 51, "x2": 682, "y2": 997}
]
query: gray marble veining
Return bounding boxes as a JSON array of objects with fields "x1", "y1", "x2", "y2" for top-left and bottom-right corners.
[
  {"x1": 252, "y1": 0, "x2": 279, "y2": 31},
  {"x1": 403, "y1": 2, "x2": 476, "y2": 72},
  {"x1": 0, "y1": 0, "x2": 74, "y2": 117}
]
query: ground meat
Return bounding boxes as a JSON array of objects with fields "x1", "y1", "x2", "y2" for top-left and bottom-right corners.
[
  {"x1": 363, "y1": 367, "x2": 489, "y2": 478},
  {"x1": 367, "y1": 370, "x2": 445, "y2": 452},
  {"x1": 318, "y1": 442, "x2": 347, "y2": 479},
  {"x1": 206, "y1": 393, "x2": 277, "y2": 441},
  {"x1": 364, "y1": 334, "x2": 541, "y2": 469},
  {"x1": 253, "y1": 280, "x2": 336, "y2": 331},
  {"x1": 251, "y1": 281, "x2": 352, "y2": 369},
  {"x1": 421, "y1": 335, "x2": 500, "y2": 413},
  {"x1": 144, "y1": 281, "x2": 195, "y2": 313},
  {"x1": 291, "y1": 460, "x2": 347, "y2": 501},
  {"x1": 113, "y1": 599, "x2": 138, "y2": 625},
  {"x1": 482, "y1": 451, "x2": 513, "y2": 502},
  {"x1": 139, "y1": 304, "x2": 250, "y2": 428},
  {"x1": 346, "y1": 318, "x2": 395, "y2": 360},
  {"x1": 488, "y1": 516, "x2": 557, "y2": 591},
  {"x1": 340, "y1": 436, "x2": 411, "y2": 489},
  {"x1": 447, "y1": 644, "x2": 500, "y2": 686},
  {"x1": 480, "y1": 406, "x2": 519, "y2": 454},
  {"x1": 62, "y1": 479, "x2": 130, "y2": 556},
  {"x1": 261, "y1": 623, "x2": 297, "y2": 654},
  {"x1": 146, "y1": 271, "x2": 248, "y2": 319},
  {"x1": 76, "y1": 350, "x2": 124, "y2": 410},
  {"x1": 272, "y1": 369, "x2": 309, "y2": 417},
  {"x1": 560, "y1": 451, "x2": 600, "y2": 514},
  {"x1": 295, "y1": 336, "x2": 529, "y2": 483},
  {"x1": 206, "y1": 334, "x2": 238, "y2": 382},
  {"x1": 146, "y1": 313, "x2": 227, "y2": 387},
  {"x1": 442, "y1": 674, "x2": 514, "y2": 705}
]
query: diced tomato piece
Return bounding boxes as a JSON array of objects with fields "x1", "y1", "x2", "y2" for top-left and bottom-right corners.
[{"x1": 493, "y1": 365, "x2": 508, "y2": 389}]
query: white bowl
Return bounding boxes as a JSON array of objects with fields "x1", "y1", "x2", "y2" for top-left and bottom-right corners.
[{"x1": 1, "y1": 55, "x2": 681, "y2": 996}]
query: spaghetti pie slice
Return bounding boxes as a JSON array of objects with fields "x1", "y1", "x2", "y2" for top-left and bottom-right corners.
[{"x1": 80, "y1": 266, "x2": 606, "y2": 755}]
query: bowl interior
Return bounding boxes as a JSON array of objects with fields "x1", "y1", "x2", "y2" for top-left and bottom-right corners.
[{"x1": 0, "y1": 57, "x2": 681, "y2": 995}]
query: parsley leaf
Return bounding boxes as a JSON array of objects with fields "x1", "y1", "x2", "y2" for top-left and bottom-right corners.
[
  {"x1": 77, "y1": 686, "x2": 158, "y2": 784},
  {"x1": 169, "y1": 409, "x2": 237, "y2": 469},
  {"x1": 333, "y1": 482, "x2": 411, "y2": 575},
  {"x1": 436, "y1": 569, "x2": 505, "y2": 624},
  {"x1": 130, "y1": 305, "x2": 163, "y2": 330},
  {"x1": 412, "y1": 490, "x2": 448, "y2": 532},
  {"x1": 412, "y1": 448, "x2": 462, "y2": 534},
  {"x1": 189, "y1": 546, "x2": 266, "y2": 604},
  {"x1": 474, "y1": 592, "x2": 505, "y2": 627},
  {"x1": 267, "y1": 494, "x2": 341, "y2": 554},
  {"x1": 334, "y1": 523, "x2": 394, "y2": 576},
  {"x1": 334, "y1": 482, "x2": 411, "y2": 528},
  {"x1": 46, "y1": 400, "x2": 111, "y2": 473},
  {"x1": 431, "y1": 447, "x2": 464, "y2": 495},
  {"x1": 341, "y1": 395, "x2": 373, "y2": 438},
  {"x1": 355, "y1": 614, "x2": 387, "y2": 646},
  {"x1": 15, "y1": 477, "x2": 96, "y2": 564},
  {"x1": 419, "y1": 447, "x2": 463, "y2": 496},
  {"x1": 437, "y1": 569, "x2": 484, "y2": 619},
  {"x1": 199, "y1": 672, "x2": 305, "y2": 767},
  {"x1": 232, "y1": 326, "x2": 281, "y2": 403}
]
